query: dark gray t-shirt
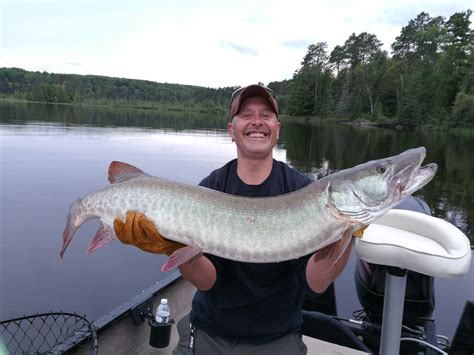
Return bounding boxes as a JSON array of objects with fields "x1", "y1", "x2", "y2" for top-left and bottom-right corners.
[{"x1": 190, "y1": 159, "x2": 315, "y2": 344}]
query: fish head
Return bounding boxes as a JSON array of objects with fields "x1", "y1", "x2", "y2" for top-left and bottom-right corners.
[{"x1": 328, "y1": 147, "x2": 437, "y2": 226}]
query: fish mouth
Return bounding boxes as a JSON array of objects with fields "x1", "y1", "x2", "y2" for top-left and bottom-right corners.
[
  {"x1": 399, "y1": 163, "x2": 438, "y2": 196},
  {"x1": 389, "y1": 147, "x2": 437, "y2": 198}
]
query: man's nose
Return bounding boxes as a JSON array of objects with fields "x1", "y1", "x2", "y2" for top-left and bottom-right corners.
[{"x1": 250, "y1": 114, "x2": 264, "y2": 124}]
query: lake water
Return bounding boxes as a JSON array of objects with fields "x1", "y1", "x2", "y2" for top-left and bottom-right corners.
[{"x1": 0, "y1": 101, "x2": 472, "y2": 341}]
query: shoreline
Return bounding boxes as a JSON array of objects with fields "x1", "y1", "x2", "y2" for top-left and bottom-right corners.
[
  {"x1": 2, "y1": 97, "x2": 473, "y2": 135},
  {"x1": 0, "y1": 96, "x2": 226, "y2": 115}
]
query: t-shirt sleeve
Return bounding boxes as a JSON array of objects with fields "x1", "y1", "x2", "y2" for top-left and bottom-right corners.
[{"x1": 199, "y1": 176, "x2": 211, "y2": 188}]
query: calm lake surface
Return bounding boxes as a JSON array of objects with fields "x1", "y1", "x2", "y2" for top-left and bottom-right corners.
[{"x1": 0, "y1": 101, "x2": 472, "y2": 340}]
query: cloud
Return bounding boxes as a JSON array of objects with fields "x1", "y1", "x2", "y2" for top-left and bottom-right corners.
[
  {"x1": 281, "y1": 40, "x2": 311, "y2": 49},
  {"x1": 366, "y1": 0, "x2": 472, "y2": 28},
  {"x1": 243, "y1": 12, "x2": 273, "y2": 24},
  {"x1": 3, "y1": 0, "x2": 472, "y2": 88},
  {"x1": 219, "y1": 40, "x2": 259, "y2": 56}
]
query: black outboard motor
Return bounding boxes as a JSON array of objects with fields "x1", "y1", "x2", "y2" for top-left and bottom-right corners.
[{"x1": 355, "y1": 261, "x2": 435, "y2": 326}]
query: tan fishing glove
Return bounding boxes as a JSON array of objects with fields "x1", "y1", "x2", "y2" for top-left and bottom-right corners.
[
  {"x1": 114, "y1": 211, "x2": 185, "y2": 256},
  {"x1": 353, "y1": 226, "x2": 367, "y2": 238}
]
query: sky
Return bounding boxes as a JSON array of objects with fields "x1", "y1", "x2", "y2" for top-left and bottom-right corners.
[{"x1": 1, "y1": 0, "x2": 472, "y2": 88}]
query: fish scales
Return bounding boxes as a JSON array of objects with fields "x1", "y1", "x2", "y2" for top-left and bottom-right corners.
[
  {"x1": 60, "y1": 147, "x2": 438, "y2": 269},
  {"x1": 125, "y1": 178, "x2": 333, "y2": 261}
]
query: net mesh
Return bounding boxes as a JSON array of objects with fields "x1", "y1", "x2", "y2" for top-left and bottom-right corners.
[{"x1": 0, "y1": 312, "x2": 97, "y2": 354}]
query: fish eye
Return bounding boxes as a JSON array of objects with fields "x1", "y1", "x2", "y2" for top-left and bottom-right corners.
[{"x1": 376, "y1": 164, "x2": 386, "y2": 174}]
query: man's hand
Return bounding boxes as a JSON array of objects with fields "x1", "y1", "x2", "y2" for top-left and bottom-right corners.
[{"x1": 114, "y1": 211, "x2": 185, "y2": 255}]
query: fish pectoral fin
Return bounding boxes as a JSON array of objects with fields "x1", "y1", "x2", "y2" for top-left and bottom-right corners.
[
  {"x1": 87, "y1": 223, "x2": 116, "y2": 254},
  {"x1": 161, "y1": 244, "x2": 202, "y2": 272},
  {"x1": 332, "y1": 228, "x2": 354, "y2": 266}
]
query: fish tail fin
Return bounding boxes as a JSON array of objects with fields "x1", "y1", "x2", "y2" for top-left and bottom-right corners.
[
  {"x1": 59, "y1": 199, "x2": 82, "y2": 260},
  {"x1": 87, "y1": 222, "x2": 117, "y2": 255}
]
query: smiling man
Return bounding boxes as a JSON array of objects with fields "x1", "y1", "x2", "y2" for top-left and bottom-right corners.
[
  {"x1": 171, "y1": 84, "x2": 354, "y2": 354},
  {"x1": 114, "y1": 84, "x2": 354, "y2": 354}
]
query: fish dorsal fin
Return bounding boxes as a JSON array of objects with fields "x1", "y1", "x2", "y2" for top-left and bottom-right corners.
[{"x1": 108, "y1": 161, "x2": 146, "y2": 183}]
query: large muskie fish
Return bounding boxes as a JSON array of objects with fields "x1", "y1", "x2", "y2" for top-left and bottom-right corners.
[{"x1": 60, "y1": 147, "x2": 437, "y2": 271}]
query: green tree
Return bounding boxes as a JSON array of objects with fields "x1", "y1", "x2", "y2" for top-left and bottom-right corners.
[
  {"x1": 378, "y1": 59, "x2": 401, "y2": 118},
  {"x1": 287, "y1": 43, "x2": 332, "y2": 117},
  {"x1": 391, "y1": 12, "x2": 450, "y2": 125},
  {"x1": 329, "y1": 32, "x2": 385, "y2": 119},
  {"x1": 287, "y1": 66, "x2": 316, "y2": 116},
  {"x1": 436, "y1": 10, "x2": 473, "y2": 112},
  {"x1": 452, "y1": 92, "x2": 474, "y2": 126}
]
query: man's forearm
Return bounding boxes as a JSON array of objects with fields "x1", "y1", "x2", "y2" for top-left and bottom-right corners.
[
  {"x1": 306, "y1": 253, "x2": 336, "y2": 293},
  {"x1": 178, "y1": 254, "x2": 217, "y2": 291}
]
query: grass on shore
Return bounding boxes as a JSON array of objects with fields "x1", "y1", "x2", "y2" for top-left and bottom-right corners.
[{"x1": 0, "y1": 96, "x2": 226, "y2": 115}]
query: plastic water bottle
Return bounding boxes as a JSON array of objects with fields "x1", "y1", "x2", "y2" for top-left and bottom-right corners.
[{"x1": 155, "y1": 298, "x2": 170, "y2": 324}]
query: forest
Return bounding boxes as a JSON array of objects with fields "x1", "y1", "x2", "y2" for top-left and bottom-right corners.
[
  {"x1": 0, "y1": 68, "x2": 236, "y2": 114},
  {"x1": 0, "y1": 10, "x2": 473, "y2": 129},
  {"x1": 280, "y1": 10, "x2": 474, "y2": 130}
]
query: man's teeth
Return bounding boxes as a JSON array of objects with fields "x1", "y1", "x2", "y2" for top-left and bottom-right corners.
[{"x1": 248, "y1": 132, "x2": 266, "y2": 138}]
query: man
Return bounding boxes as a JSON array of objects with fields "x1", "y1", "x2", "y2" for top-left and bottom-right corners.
[{"x1": 114, "y1": 84, "x2": 353, "y2": 354}]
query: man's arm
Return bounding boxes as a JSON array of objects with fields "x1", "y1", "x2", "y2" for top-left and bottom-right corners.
[
  {"x1": 178, "y1": 254, "x2": 217, "y2": 291},
  {"x1": 305, "y1": 234, "x2": 353, "y2": 294}
]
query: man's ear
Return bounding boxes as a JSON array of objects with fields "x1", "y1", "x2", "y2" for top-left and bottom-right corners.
[{"x1": 227, "y1": 121, "x2": 234, "y2": 138}]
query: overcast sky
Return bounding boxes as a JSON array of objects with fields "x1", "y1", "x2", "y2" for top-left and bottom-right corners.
[{"x1": 1, "y1": 0, "x2": 472, "y2": 88}]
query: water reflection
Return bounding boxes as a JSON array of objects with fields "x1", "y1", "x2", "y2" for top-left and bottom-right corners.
[{"x1": 0, "y1": 100, "x2": 228, "y2": 131}]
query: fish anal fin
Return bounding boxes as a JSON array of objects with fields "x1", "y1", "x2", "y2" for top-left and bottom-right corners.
[
  {"x1": 108, "y1": 161, "x2": 146, "y2": 184},
  {"x1": 161, "y1": 244, "x2": 202, "y2": 272},
  {"x1": 87, "y1": 223, "x2": 116, "y2": 254}
]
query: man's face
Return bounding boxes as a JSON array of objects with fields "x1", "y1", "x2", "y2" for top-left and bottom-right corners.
[{"x1": 227, "y1": 96, "x2": 281, "y2": 160}]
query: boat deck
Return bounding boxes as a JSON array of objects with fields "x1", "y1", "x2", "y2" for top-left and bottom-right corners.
[{"x1": 80, "y1": 279, "x2": 369, "y2": 355}]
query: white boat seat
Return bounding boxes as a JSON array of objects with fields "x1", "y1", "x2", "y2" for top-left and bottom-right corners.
[{"x1": 355, "y1": 209, "x2": 472, "y2": 278}]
